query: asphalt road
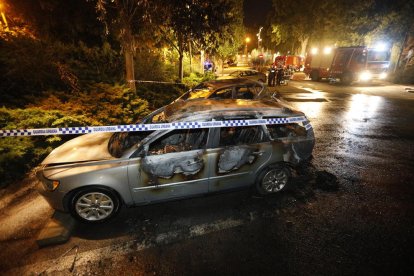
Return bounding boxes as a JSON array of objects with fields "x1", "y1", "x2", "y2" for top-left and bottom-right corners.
[{"x1": 1, "y1": 79, "x2": 414, "y2": 275}]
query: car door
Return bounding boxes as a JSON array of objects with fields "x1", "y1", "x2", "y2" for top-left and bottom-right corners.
[
  {"x1": 128, "y1": 128, "x2": 210, "y2": 204},
  {"x1": 208, "y1": 124, "x2": 273, "y2": 192}
]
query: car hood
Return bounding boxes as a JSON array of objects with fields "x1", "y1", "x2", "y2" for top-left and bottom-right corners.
[{"x1": 42, "y1": 132, "x2": 115, "y2": 165}]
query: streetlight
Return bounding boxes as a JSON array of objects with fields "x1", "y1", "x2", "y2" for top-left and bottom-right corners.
[
  {"x1": 0, "y1": 1, "x2": 8, "y2": 31},
  {"x1": 245, "y1": 37, "x2": 251, "y2": 62},
  {"x1": 257, "y1": 27, "x2": 263, "y2": 49}
]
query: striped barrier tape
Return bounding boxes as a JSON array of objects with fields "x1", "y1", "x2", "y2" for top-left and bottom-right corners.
[{"x1": 0, "y1": 116, "x2": 311, "y2": 137}]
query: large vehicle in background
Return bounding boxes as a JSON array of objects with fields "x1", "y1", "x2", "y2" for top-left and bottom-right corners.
[
  {"x1": 275, "y1": 55, "x2": 304, "y2": 71},
  {"x1": 304, "y1": 46, "x2": 390, "y2": 84}
]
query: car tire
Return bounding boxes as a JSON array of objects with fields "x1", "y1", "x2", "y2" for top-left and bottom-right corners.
[
  {"x1": 255, "y1": 165, "x2": 291, "y2": 195},
  {"x1": 69, "y1": 187, "x2": 120, "y2": 223}
]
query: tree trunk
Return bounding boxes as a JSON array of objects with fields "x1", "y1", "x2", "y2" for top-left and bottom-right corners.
[
  {"x1": 189, "y1": 40, "x2": 192, "y2": 73},
  {"x1": 178, "y1": 36, "x2": 184, "y2": 81},
  {"x1": 200, "y1": 50, "x2": 205, "y2": 73},
  {"x1": 299, "y1": 37, "x2": 309, "y2": 56},
  {"x1": 178, "y1": 51, "x2": 184, "y2": 81},
  {"x1": 124, "y1": 49, "x2": 136, "y2": 92}
]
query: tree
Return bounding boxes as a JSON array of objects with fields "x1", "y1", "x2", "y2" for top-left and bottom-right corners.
[
  {"x1": 155, "y1": 0, "x2": 234, "y2": 81},
  {"x1": 265, "y1": 0, "x2": 374, "y2": 54},
  {"x1": 9, "y1": 0, "x2": 103, "y2": 44},
  {"x1": 212, "y1": 0, "x2": 245, "y2": 72},
  {"x1": 93, "y1": 0, "x2": 154, "y2": 92}
]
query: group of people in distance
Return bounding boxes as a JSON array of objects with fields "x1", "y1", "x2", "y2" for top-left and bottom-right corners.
[{"x1": 268, "y1": 62, "x2": 285, "y2": 87}]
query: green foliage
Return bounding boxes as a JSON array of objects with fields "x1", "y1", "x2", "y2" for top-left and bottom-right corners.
[
  {"x1": 60, "y1": 42, "x2": 123, "y2": 84},
  {"x1": 0, "y1": 36, "x2": 64, "y2": 106},
  {"x1": 182, "y1": 72, "x2": 216, "y2": 88},
  {"x1": 134, "y1": 50, "x2": 178, "y2": 82},
  {"x1": 0, "y1": 83, "x2": 151, "y2": 188},
  {"x1": 33, "y1": 83, "x2": 150, "y2": 125},
  {"x1": 0, "y1": 34, "x2": 123, "y2": 107},
  {"x1": 0, "y1": 107, "x2": 73, "y2": 188},
  {"x1": 136, "y1": 83, "x2": 186, "y2": 110},
  {"x1": 266, "y1": 0, "x2": 414, "y2": 56}
]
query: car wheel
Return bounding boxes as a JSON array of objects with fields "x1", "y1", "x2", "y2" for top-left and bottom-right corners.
[
  {"x1": 255, "y1": 165, "x2": 291, "y2": 195},
  {"x1": 70, "y1": 187, "x2": 120, "y2": 223}
]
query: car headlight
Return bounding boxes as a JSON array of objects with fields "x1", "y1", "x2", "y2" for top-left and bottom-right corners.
[
  {"x1": 42, "y1": 178, "x2": 60, "y2": 191},
  {"x1": 359, "y1": 71, "x2": 372, "y2": 81},
  {"x1": 36, "y1": 169, "x2": 60, "y2": 191},
  {"x1": 379, "y1": 72, "x2": 387, "y2": 79}
]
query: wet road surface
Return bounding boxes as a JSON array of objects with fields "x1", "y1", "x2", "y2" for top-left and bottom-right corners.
[{"x1": 2, "y1": 79, "x2": 414, "y2": 275}]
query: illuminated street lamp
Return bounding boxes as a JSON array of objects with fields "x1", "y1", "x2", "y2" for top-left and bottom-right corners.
[
  {"x1": 0, "y1": 1, "x2": 9, "y2": 31},
  {"x1": 245, "y1": 36, "x2": 251, "y2": 62},
  {"x1": 257, "y1": 27, "x2": 263, "y2": 49}
]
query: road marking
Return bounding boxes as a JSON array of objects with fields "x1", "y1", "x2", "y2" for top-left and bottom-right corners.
[{"x1": 7, "y1": 218, "x2": 245, "y2": 274}]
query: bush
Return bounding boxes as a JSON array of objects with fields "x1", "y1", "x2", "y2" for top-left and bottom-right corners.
[
  {"x1": 31, "y1": 83, "x2": 150, "y2": 125},
  {"x1": 0, "y1": 107, "x2": 89, "y2": 188},
  {"x1": 136, "y1": 83, "x2": 186, "y2": 110},
  {"x1": 1, "y1": 83, "x2": 151, "y2": 188},
  {"x1": 182, "y1": 71, "x2": 216, "y2": 88},
  {"x1": 0, "y1": 36, "x2": 124, "y2": 107}
]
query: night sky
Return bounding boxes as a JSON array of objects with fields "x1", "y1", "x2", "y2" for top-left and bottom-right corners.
[{"x1": 243, "y1": 0, "x2": 272, "y2": 28}]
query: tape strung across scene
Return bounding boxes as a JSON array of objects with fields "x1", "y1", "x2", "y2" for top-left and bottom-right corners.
[{"x1": 0, "y1": 116, "x2": 312, "y2": 137}]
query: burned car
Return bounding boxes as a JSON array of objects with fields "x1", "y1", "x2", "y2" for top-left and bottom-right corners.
[
  {"x1": 36, "y1": 99, "x2": 315, "y2": 223},
  {"x1": 173, "y1": 78, "x2": 269, "y2": 102},
  {"x1": 218, "y1": 69, "x2": 267, "y2": 83}
]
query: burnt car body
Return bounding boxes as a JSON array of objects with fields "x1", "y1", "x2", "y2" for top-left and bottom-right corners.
[
  {"x1": 36, "y1": 99, "x2": 315, "y2": 223},
  {"x1": 173, "y1": 78, "x2": 268, "y2": 103},
  {"x1": 218, "y1": 69, "x2": 267, "y2": 83}
]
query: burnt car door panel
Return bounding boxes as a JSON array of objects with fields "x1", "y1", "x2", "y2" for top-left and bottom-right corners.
[
  {"x1": 127, "y1": 129, "x2": 210, "y2": 204},
  {"x1": 266, "y1": 123, "x2": 315, "y2": 163},
  {"x1": 208, "y1": 126, "x2": 272, "y2": 192}
]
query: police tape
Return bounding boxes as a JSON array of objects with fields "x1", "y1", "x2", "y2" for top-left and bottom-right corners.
[
  {"x1": 0, "y1": 116, "x2": 311, "y2": 137},
  {"x1": 128, "y1": 80, "x2": 185, "y2": 85}
]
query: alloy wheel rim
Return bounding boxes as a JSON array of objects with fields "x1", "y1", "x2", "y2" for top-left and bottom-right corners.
[
  {"x1": 76, "y1": 192, "x2": 114, "y2": 221},
  {"x1": 262, "y1": 169, "x2": 288, "y2": 193}
]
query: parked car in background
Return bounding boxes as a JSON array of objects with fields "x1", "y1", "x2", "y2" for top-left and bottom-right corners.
[
  {"x1": 173, "y1": 78, "x2": 270, "y2": 102},
  {"x1": 219, "y1": 69, "x2": 267, "y2": 83},
  {"x1": 36, "y1": 99, "x2": 315, "y2": 223},
  {"x1": 223, "y1": 59, "x2": 238, "y2": 68}
]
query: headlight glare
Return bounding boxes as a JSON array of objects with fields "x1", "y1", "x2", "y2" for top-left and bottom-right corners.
[{"x1": 359, "y1": 71, "x2": 372, "y2": 81}]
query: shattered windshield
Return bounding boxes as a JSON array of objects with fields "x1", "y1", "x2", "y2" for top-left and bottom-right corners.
[{"x1": 108, "y1": 131, "x2": 154, "y2": 158}]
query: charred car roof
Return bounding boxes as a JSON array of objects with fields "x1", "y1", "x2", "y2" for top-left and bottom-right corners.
[
  {"x1": 146, "y1": 98, "x2": 301, "y2": 123},
  {"x1": 198, "y1": 78, "x2": 263, "y2": 88},
  {"x1": 173, "y1": 78, "x2": 267, "y2": 102}
]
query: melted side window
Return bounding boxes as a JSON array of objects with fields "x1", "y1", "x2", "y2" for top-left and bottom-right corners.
[
  {"x1": 267, "y1": 123, "x2": 307, "y2": 139},
  {"x1": 148, "y1": 129, "x2": 208, "y2": 155},
  {"x1": 219, "y1": 126, "x2": 265, "y2": 147},
  {"x1": 108, "y1": 131, "x2": 154, "y2": 158}
]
